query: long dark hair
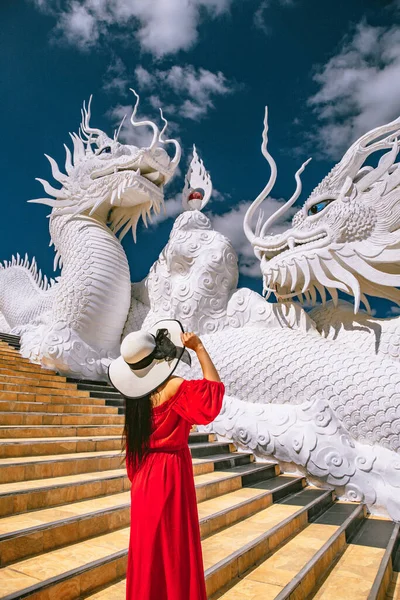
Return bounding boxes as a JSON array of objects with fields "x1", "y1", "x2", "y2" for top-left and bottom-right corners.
[{"x1": 121, "y1": 393, "x2": 155, "y2": 470}]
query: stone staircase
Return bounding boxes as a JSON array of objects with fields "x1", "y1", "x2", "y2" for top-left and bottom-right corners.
[{"x1": 0, "y1": 333, "x2": 399, "y2": 600}]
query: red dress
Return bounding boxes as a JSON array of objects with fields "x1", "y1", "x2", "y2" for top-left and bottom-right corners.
[{"x1": 125, "y1": 378, "x2": 225, "y2": 600}]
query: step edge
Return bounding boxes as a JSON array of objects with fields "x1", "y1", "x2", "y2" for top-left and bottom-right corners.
[
  {"x1": 1, "y1": 480, "x2": 296, "y2": 546},
  {"x1": 0, "y1": 450, "x2": 248, "y2": 471},
  {"x1": 1, "y1": 479, "x2": 296, "y2": 545},
  {"x1": 0, "y1": 436, "x2": 122, "y2": 445},
  {"x1": 204, "y1": 489, "x2": 334, "y2": 580},
  {"x1": 0, "y1": 461, "x2": 268, "y2": 498},
  {"x1": 195, "y1": 463, "x2": 277, "y2": 490},
  {"x1": 0, "y1": 502, "x2": 131, "y2": 542},
  {"x1": 367, "y1": 521, "x2": 400, "y2": 600},
  {"x1": 0, "y1": 471, "x2": 128, "y2": 498},
  {"x1": 0, "y1": 424, "x2": 123, "y2": 430},
  {"x1": 199, "y1": 476, "x2": 305, "y2": 530},
  {"x1": 0, "y1": 451, "x2": 125, "y2": 468},
  {"x1": 2, "y1": 548, "x2": 127, "y2": 600},
  {"x1": 274, "y1": 502, "x2": 366, "y2": 600},
  {"x1": 0, "y1": 411, "x2": 124, "y2": 418}
]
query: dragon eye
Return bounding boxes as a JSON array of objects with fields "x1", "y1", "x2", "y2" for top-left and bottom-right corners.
[
  {"x1": 307, "y1": 199, "x2": 333, "y2": 216},
  {"x1": 98, "y1": 146, "x2": 112, "y2": 155}
]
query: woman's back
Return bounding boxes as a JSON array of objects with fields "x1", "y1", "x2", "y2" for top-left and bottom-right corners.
[{"x1": 126, "y1": 378, "x2": 224, "y2": 481}]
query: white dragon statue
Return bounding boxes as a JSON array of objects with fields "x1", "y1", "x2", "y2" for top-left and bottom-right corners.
[
  {"x1": 0, "y1": 92, "x2": 180, "y2": 376},
  {"x1": 2, "y1": 93, "x2": 400, "y2": 519}
]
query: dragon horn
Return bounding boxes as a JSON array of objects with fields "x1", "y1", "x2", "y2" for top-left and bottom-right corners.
[{"x1": 130, "y1": 89, "x2": 160, "y2": 151}]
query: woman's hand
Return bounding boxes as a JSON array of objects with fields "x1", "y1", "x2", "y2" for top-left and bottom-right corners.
[
  {"x1": 181, "y1": 332, "x2": 220, "y2": 382},
  {"x1": 180, "y1": 332, "x2": 203, "y2": 352}
]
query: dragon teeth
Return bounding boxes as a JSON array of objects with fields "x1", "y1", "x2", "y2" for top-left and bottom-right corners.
[{"x1": 142, "y1": 171, "x2": 160, "y2": 182}]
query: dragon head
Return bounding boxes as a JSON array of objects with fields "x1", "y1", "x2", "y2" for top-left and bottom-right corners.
[
  {"x1": 30, "y1": 91, "x2": 181, "y2": 241},
  {"x1": 244, "y1": 109, "x2": 400, "y2": 312}
]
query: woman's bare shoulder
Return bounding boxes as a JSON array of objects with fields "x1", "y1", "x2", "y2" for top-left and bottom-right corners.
[{"x1": 165, "y1": 376, "x2": 185, "y2": 398}]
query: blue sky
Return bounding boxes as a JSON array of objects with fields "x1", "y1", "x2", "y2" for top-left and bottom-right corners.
[{"x1": 2, "y1": 0, "x2": 400, "y2": 317}]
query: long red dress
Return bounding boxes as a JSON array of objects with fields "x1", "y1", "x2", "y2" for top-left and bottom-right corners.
[{"x1": 125, "y1": 378, "x2": 225, "y2": 600}]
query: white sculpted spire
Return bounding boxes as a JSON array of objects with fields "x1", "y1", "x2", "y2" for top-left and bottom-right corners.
[{"x1": 182, "y1": 145, "x2": 212, "y2": 211}]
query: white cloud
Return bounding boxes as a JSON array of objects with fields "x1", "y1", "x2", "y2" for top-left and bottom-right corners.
[
  {"x1": 387, "y1": 305, "x2": 400, "y2": 317},
  {"x1": 103, "y1": 57, "x2": 129, "y2": 94},
  {"x1": 108, "y1": 102, "x2": 175, "y2": 149},
  {"x1": 105, "y1": 63, "x2": 234, "y2": 134},
  {"x1": 152, "y1": 193, "x2": 184, "y2": 224},
  {"x1": 134, "y1": 65, "x2": 235, "y2": 121},
  {"x1": 31, "y1": 0, "x2": 236, "y2": 57},
  {"x1": 254, "y1": 0, "x2": 294, "y2": 35},
  {"x1": 254, "y1": 1, "x2": 270, "y2": 35},
  {"x1": 207, "y1": 197, "x2": 296, "y2": 278},
  {"x1": 150, "y1": 185, "x2": 227, "y2": 226},
  {"x1": 56, "y1": 2, "x2": 100, "y2": 49},
  {"x1": 308, "y1": 21, "x2": 400, "y2": 159}
]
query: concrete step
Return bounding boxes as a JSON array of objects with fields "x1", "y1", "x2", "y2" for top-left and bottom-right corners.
[
  {"x1": 0, "y1": 411, "x2": 125, "y2": 426},
  {"x1": 386, "y1": 529, "x2": 400, "y2": 599},
  {"x1": 0, "y1": 435, "x2": 126, "y2": 458},
  {"x1": 2, "y1": 483, "x2": 329, "y2": 599},
  {"x1": 310, "y1": 515, "x2": 397, "y2": 600},
  {"x1": 0, "y1": 367, "x2": 65, "y2": 382},
  {"x1": 0, "y1": 355, "x2": 52, "y2": 369},
  {"x1": 0, "y1": 332, "x2": 395, "y2": 600},
  {"x1": 0, "y1": 333, "x2": 21, "y2": 343},
  {"x1": 214, "y1": 501, "x2": 364, "y2": 599},
  {"x1": 74, "y1": 383, "x2": 120, "y2": 394},
  {"x1": 0, "y1": 461, "x2": 279, "y2": 517},
  {"x1": 0, "y1": 374, "x2": 87, "y2": 391},
  {"x1": 0, "y1": 424, "x2": 124, "y2": 438},
  {"x1": 0, "y1": 382, "x2": 91, "y2": 397},
  {"x1": 0, "y1": 449, "x2": 253, "y2": 484},
  {"x1": 0, "y1": 400, "x2": 118, "y2": 415},
  {"x1": 0, "y1": 431, "x2": 215, "y2": 458},
  {"x1": 0, "y1": 359, "x2": 57, "y2": 376},
  {"x1": 0, "y1": 390, "x2": 109, "y2": 405},
  {"x1": 0, "y1": 474, "x2": 304, "y2": 566}
]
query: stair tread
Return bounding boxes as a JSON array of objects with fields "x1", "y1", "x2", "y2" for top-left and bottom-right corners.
[
  {"x1": 0, "y1": 527, "x2": 130, "y2": 597},
  {"x1": 0, "y1": 401, "x2": 116, "y2": 413},
  {"x1": 0, "y1": 425, "x2": 123, "y2": 430},
  {"x1": 0, "y1": 334, "x2": 383, "y2": 600},
  {"x1": 195, "y1": 462, "x2": 274, "y2": 486},
  {"x1": 218, "y1": 517, "x2": 342, "y2": 597},
  {"x1": 0, "y1": 468, "x2": 127, "y2": 494},
  {"x1": 1, "y1": 410, "x2": 123, "y2": 417},
  {"x1": 0, "y1": 433, "x2": 207, "y2": 444},
  {"x1": 388, "y1": 572, "x2": 400, "y2": 599},
  {"x1": 314, "y1": 544, "x2": 386, "y2": 598},
  {"x1": 313, "y1": 517, "x2": 395, "y2": 600},
  {"x1": 0, "y1": 462, "x2": 264, "y2": 495},
  {"x1": 197, "y1": 475, "x2": 300, "y2": 521},
  {"x1": 0, "y1": 449, "x2": 124, "y2": 465},
  {"x1": 1, "y1": 486, "x2": 326, "y2": 600},
  {"x1": 84, "y1": 580, "x2": 126, "y2": 599},
  {"x1": 0, "y1": 386, "x2": 89, "y2": 396},
  {"x1": 0, "y1": 491, "x2": 131, "y2": 536},
  {"x1": 0, "y1": 450, "x2": 247, "y2": 467},
  {"x1": 0, "y1": 488, "x2": 318, "y2": 598},
  {"x1": 202, "y1": 490, "x2": 326, "y2": 571},
  {"x1": 0, "y1": 435, "x2": 122, "y2": 443},
  {"x1": 0, "y1": 477, "x2": 296, "y2": 539}
]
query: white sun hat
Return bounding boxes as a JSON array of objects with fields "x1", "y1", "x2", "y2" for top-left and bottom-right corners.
[{"x1": 108, "y1": 319, "x2": 191, "y2": 399}]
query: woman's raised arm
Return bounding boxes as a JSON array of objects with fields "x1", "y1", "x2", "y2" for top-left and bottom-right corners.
[{"x1": 180, "y1": 332, "x2": 221, "y2": 382}]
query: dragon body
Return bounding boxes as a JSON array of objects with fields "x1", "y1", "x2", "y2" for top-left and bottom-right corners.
[
  {"x1": 0, "y1": 94, "x2": 180, "y2": 377},
  {"x1": 2, "y1": 96, "x2": 400, "y2": 518}
]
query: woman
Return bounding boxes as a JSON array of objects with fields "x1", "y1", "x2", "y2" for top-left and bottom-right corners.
[{"x1": 108, "y1": 319, "x2": 224, "y2": 600}]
